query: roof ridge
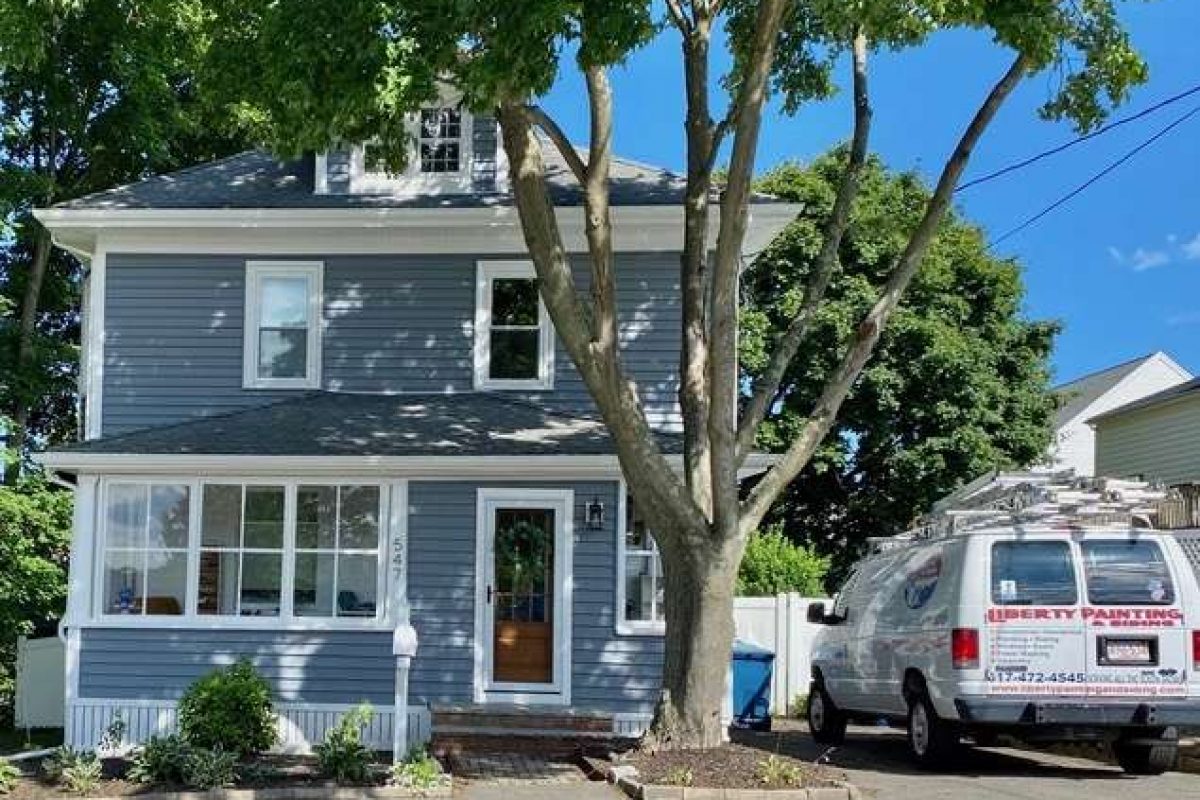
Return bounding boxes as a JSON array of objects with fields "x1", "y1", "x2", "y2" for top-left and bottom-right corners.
[{"x1": 1054, "y1": 352, "x2": 1157, "y2": 390}]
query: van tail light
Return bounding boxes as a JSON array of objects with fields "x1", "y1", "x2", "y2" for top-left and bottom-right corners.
[
  {"x1": 952, "y1": 628, "x2": 980, "y2": 670},
  {"x1": 1192, "y1": 631, "x2": 1200, "y2": 669}
]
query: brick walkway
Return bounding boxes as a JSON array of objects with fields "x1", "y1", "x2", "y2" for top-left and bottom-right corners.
[{"x1": 450, "y1": 752, "x2": 587, "y2": 785}]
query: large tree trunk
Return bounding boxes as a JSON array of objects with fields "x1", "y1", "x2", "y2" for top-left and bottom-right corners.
[
  {"x1": 7, "y1": 224, "x2": 52, "y2": 481},
  {"x1": 649, "y1": 536, "x2": 741, "y2": 750}
]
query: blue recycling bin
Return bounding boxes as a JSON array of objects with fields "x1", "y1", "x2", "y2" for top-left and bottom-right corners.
[{"x1": 731, "y1": 638, "x2": 774, "y2": 731}]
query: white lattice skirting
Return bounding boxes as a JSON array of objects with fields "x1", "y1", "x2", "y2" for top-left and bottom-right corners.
[{"x1": 66, "y1": 699, "x2": 432, "y2": 754}]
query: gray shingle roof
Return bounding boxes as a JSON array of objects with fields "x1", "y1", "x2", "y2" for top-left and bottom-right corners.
[
  {"x1": 1053, "y1": 354, "x2": 1158, "y2": 429},
  {"x1": 1087, "y1": 376, "x2": 1200, "y2": 425},
  {"x1": 56, "y1": 147, "x2": 713, "y2": 211},
  {"x1": 52, "y1": 392, "x2": 683, "y2": 457}
]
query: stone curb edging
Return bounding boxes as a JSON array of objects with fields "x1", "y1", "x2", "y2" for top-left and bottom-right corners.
[
  {"x1": 599, "y1": 763, "x2": 861, "y2": 800},
  {"x1": 54, "y1": 785, "x2": 452, "y2": 800}
]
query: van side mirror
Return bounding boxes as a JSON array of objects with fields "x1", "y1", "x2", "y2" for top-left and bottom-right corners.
[{"x1": 807, "y1": 601, "x2": 830, "y2": 625}]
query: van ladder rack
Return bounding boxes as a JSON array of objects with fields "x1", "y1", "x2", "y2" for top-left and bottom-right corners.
[{"x1": 873, "y1": 470, "x2": 1171, "y2": 551}]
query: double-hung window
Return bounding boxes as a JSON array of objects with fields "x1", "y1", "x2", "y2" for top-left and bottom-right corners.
[
  {"x1": 95, "y1": 479, "x2": 387, "y2": 625},
  {"x1": 474, "y1": 261, "x2": 554, "y2": 390},
  {"x1": 100, "y1": 483, "x2": 191, "y2": 616},
  {"x1": 243, "y1": 262, "x2": 322, "y2": 389},
  {"x1": 294, "y1": 485, "x2": 383, "y2": 618},
  {"x1": 356, "y1": 106, "x2": 473, "y2": 194},
  {"x1": 617, "y1": 486, "x2": 665, "y2": 634}
]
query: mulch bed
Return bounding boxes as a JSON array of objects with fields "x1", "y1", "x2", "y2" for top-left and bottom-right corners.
[
  {"x1": 615, "y1": 740, "x2": 844, "y2": 791},
  {"x1": 3, "y1": 753, "x2": 421, "y2": 798}
]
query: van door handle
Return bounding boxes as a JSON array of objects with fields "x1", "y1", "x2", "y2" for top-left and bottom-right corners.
[{"x1": 487, "y1": 585, "x2": 493, "y2": 604}]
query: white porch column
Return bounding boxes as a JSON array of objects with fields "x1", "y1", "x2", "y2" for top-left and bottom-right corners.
[
  {"x1": 389, "y1": 481, "x2": 418, "y2": 761},
  {"x1": 61, "y1": 474, "x2": 98, "y2": 746}
]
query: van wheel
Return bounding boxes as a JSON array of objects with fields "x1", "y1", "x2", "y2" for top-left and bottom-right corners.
[
  {"x1": 807, "y1": 683, "x2": 847, "y2": 745},
  {"x1": 906, "y1": 692, "x2": 958, "y2": 768},
  {"x1": 1113, "y1": 730, "x2": 1178, "y2": 775}
]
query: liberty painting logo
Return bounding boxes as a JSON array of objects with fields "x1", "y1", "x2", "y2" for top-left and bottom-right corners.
[{"x1": 905, "y1": 555, "x2": 942, "y2": 610}]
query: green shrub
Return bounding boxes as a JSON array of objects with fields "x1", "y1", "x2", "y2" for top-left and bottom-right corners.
[
  {"x1": 59, "y1": 752, "x2": 102, "y2": 796},
  {"x1": 315, "y1": 703, "x2": 374, "y2": 784},
  {"x1": 663, "y1": 765, "x2": 693, "y2": 786},
  {"x1": 736, "y1": 527, "x2": 829, "y2": 597},
  {"x1": 128, "y1": 734, "x2": 191, "y2": 785},
  {"x1": 177, "y1": 659, "x2": 276, "y2": 757},
  {"x1": 182, "y1": 746, "x2": 237, "y2": 790},
  {"x1": 41, "y1": 746, "x2": 83, "y2": 783},
  {"x1": 756, "y1": 755, "x2": 803, "y2": 788},
  {"x1": 390, "y1": 748, "x2": 448, "y2": 792},
  {"x1": 0, "y1": 760, "x2": 20, "y2": 794}
]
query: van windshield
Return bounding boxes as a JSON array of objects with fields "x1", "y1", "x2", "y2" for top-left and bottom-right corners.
[
  {"x1": 1081, "y1": 540, "x2": 1175, "y2": 606},
  {"x1": 991, "y1": 541, "x2": 1077, "y2": 606}
]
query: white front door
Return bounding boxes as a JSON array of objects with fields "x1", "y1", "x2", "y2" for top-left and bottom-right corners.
[{"x1": 474, "y1": 489, "x2": 573, "y2": 705}]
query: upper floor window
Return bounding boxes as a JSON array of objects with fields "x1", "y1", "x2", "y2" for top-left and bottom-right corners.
[
  {"x1": 243, "y1": 261, "x2": 323, "y2": 390},
  {"x1": 617, "y1": 486, "x2": 665, "y2": 635},
  {"x1": 354, "y1": 106, "x2": 473, "y2": 194},
  {"x1": 474, "y1": 261, "x2": 554, "y2": 390}
]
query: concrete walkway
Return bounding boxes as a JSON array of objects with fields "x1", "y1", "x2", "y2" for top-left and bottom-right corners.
[{"x1": 456, "y1": 783, "x2": 622, "y2": 799}]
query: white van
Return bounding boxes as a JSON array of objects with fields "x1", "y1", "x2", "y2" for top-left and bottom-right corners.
[{"x1": 805, "y1": 472, "x2": 1200, "y2": 774}]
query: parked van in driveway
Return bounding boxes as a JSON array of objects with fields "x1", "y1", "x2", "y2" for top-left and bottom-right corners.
[{"x1": 806, "y1": 472, "x2": 1200, "y2": 774}]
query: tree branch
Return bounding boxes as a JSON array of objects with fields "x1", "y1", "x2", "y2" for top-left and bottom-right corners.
[
  {"x1": 740, "y1": 52, "x2": 1032, "y2": 535},
  {"x1": 664, "y1": 0, "x2": 691, "y2": 35},
  {"x1": 526, "y1": 104, "x2": 588, "y2": 185},
  {"x1": 735, "y1": 30, "x2": 872, "y2": 465},
  {"x1": 583, "y1": 65, "x2": 618, "y2": 352},
  {"x1": 706, "y1": 0, "x2": 789, "y2": 539}
]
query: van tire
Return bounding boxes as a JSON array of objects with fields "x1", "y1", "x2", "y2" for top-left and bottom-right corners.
[
  {"x1": 906, "y1": 692, "x2": 958, "y2": 769},
  {"x1": 806, "y1": 683, "x2": 847, "y2": 745},
  {"x1": 1113, "y1": 733, "x2": 1178, "y2": 775}
]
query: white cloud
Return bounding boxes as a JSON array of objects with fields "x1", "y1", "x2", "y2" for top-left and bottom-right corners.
[
  {"x1": 1183, "y1": 233, "x2": 1200, "y2": 261},
  {"x1": 1166, "y1": 311, "x2": 1200, "y2": 326},
  {"x1": 1130, "y1": 248, "x2": 1170, "y2": 271},
  {"x1": 1107, "y1": 246, "x2": 1124, "y2": 264}
]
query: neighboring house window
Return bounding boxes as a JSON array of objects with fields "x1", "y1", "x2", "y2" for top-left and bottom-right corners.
[
  {"x1": 294, "y1": 485, "x2": 383, "y2": 618},
  {"x1": 474, "y1": 261, "x2": 555, "y2": 390},
  {"x1": 94, "y1": 479, "x2": 388, "y2": 626},
  {"x1": 100, "y1": 483, "x2": 190, "y2": 616},
  {"x1": 198, "y1": 484, "x2": 286, "y2": 617},
  {"x1": 242, "y1": 261, "x2": 323, "y2": 389},
  {"x1": 354, "y1": 106, "x2": 473, "y2": 194},
  {"x1": 617, "y1": 486, "x2": 665, "y2": 634}
]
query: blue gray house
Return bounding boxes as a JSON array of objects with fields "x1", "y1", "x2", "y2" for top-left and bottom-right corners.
[{"x1": 35, "y1": 106, "x2": 791, "y2": 756}]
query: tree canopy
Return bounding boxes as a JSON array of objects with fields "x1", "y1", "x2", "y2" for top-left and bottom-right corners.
[{"x1": 742, "y1": 152, "x2": 1059, "y2": 579}]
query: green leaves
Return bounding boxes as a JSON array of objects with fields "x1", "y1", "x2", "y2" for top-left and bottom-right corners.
[{"x1": 743, "y1": 153, "x2": 1059, "y2": 576}]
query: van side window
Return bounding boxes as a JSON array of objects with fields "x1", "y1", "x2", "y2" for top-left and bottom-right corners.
[
  {"x1": 832, "y1": 568, "x2": 861, "y2": 620},
  {"x1": 1081, "y1": 540, "x2": 1175, "y2": 606},
  {"x1": 990, "y1": 541, "x2": 1077, "y2": 606}
]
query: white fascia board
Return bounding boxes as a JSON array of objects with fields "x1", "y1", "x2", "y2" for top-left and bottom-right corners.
[
  {"x1": 32, "y1": 203, "x2": 800, "y2": 258},
  {"x1": 35, "y1": 450, "x2": 779, "y2": 478}
]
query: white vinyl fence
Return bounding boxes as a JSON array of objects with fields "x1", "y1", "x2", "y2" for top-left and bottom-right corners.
[
  {"x1": 733, "y1": 594, "x2": 828, "y2": 716},
  {"x1": 15, "y1": 635, "x2": 65, "y2": 728}
]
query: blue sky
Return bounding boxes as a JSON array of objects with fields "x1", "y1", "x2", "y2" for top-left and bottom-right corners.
[{"x1": 540, "y1": 2, "x2": 1200, "y2": 385}]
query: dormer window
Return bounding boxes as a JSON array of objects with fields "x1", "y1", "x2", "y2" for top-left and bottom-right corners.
[{"x1": 350, "y1": 106, "x2": 473, "y2": 195}]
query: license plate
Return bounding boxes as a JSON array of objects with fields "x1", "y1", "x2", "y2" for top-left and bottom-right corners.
[{"x1": 1103, "y1": 639, "x2": 1152, "y2": 663}]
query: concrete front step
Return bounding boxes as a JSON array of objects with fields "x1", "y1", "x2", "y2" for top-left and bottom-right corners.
[{"x1": 432, "y1": 704, "x2": 614, "y2": 734}]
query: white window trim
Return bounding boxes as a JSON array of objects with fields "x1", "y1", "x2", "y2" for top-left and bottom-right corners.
[
  {"x1": 242, "y1": 261, "x2": 323, "y2": 390},
  {"x1": 351, "y1": 108, "x2": 475, "y2": 196},
  {"x1": 615, "y1": 480, "x2": 665, "y2": 637},
  {"x1": 474, "y1": 260, "x2": 555, "y2": 391},
  {"x1": 90, "y1": 476, "x2": 391, "y2": 631}
]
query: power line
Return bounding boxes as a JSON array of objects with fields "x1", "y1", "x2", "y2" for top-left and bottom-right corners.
[
  {"x1": 990, "y1": 102, "x2": 1200, "y2": 248},
  {"x1": 958, "y1": 81, "x2": 1200, "y2": 192}
]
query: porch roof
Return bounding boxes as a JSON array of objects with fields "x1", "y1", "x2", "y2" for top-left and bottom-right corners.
[{"x1": 49, "y1": 392, "x2": 684, "y2": 458}]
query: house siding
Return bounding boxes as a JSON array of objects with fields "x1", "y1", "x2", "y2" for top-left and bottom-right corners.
[
  {"x1": 101, "y1": 252, "x2": 681, "y2": 436},
  {"x1": 77, "y1": 629, "x2": 394, "y2": 705},
  {"x1": 1094, "y1": 395, "x2": 1200, "y2": 486},
  {"x1": 407, "y1": 480, "x2": 663, "y2": 714}
]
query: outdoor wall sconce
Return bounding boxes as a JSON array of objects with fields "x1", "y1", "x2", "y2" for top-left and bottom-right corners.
[{"x1": 585, "y1": 496, "x2": 605, "y2": 530}]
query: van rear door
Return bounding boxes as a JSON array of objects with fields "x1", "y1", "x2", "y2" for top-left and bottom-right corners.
[
  {"x1": 1078, "y1": 535, "x2": 1189, "y2": 699},
  {"x1": 985, "y1": 537, "x2": 1088, "y2": 697}
]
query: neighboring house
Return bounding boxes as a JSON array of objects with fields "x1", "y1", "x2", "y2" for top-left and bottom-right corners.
[
  {"x1": 1048, "y1": 351, "x2": 1191, "y2": 476},
  {"x1": 1090, "y1": 377, "x2": 1200, "y2": 528},
  {"x1": 33, "y1": 108, "x2": 793, "y2": 756}
]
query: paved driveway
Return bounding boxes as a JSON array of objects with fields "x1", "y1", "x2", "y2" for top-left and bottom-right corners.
[{"x1": 749, "y1": 725, "x2": 1199, "y2": 800}]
